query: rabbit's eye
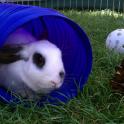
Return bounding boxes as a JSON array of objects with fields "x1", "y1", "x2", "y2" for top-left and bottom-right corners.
[{"x1": 33, "y1": 52, "x2": 45, "y2": 68}]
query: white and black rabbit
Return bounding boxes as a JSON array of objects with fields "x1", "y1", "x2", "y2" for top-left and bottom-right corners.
[{"x1": 0, "y1": 28, "x2": 65, "y2": 100}]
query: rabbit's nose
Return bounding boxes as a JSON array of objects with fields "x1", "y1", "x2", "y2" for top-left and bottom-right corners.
[{"x1": 59, "y1": 71, "x2": 65, "y2": 79}]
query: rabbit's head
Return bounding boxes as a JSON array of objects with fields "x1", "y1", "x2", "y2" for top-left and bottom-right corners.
[{"x1": 18, "y1": 40, "x2": 65, "y2": 94}]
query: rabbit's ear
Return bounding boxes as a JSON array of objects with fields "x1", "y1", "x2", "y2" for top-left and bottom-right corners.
[{"x1": 0, "y1": 45, "x2": 23, "y2": 64}]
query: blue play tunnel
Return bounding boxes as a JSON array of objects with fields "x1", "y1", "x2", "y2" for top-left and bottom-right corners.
[{"x1": 0, "y1": 3, "x2": 92, "y2": 105}]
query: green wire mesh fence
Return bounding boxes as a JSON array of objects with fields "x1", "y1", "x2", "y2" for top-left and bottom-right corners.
[{"x1": 0, "y1": 0, "x2": 124, "y2": 12}]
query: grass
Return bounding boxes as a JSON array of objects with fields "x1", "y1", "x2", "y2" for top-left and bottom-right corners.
[{"x1": 1, "y1": 10, "x2": 124, "y2": 124}]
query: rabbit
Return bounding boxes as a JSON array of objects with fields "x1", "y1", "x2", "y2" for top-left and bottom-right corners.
[{"x1": 0, "y1": 29, "x2": 65, "y2": 100}]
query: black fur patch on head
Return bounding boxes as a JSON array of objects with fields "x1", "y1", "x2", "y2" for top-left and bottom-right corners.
[
  {"x1": 33, "y1": 52, "x2": 45, "y2": 68},
  {"x1": 0, "y1": 45, "x2": 22, "y2": 64}
]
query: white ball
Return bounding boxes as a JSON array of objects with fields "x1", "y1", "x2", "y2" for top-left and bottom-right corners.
[{"x1": 106, "y1": 29, "x2": 124, "y2": 53}]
